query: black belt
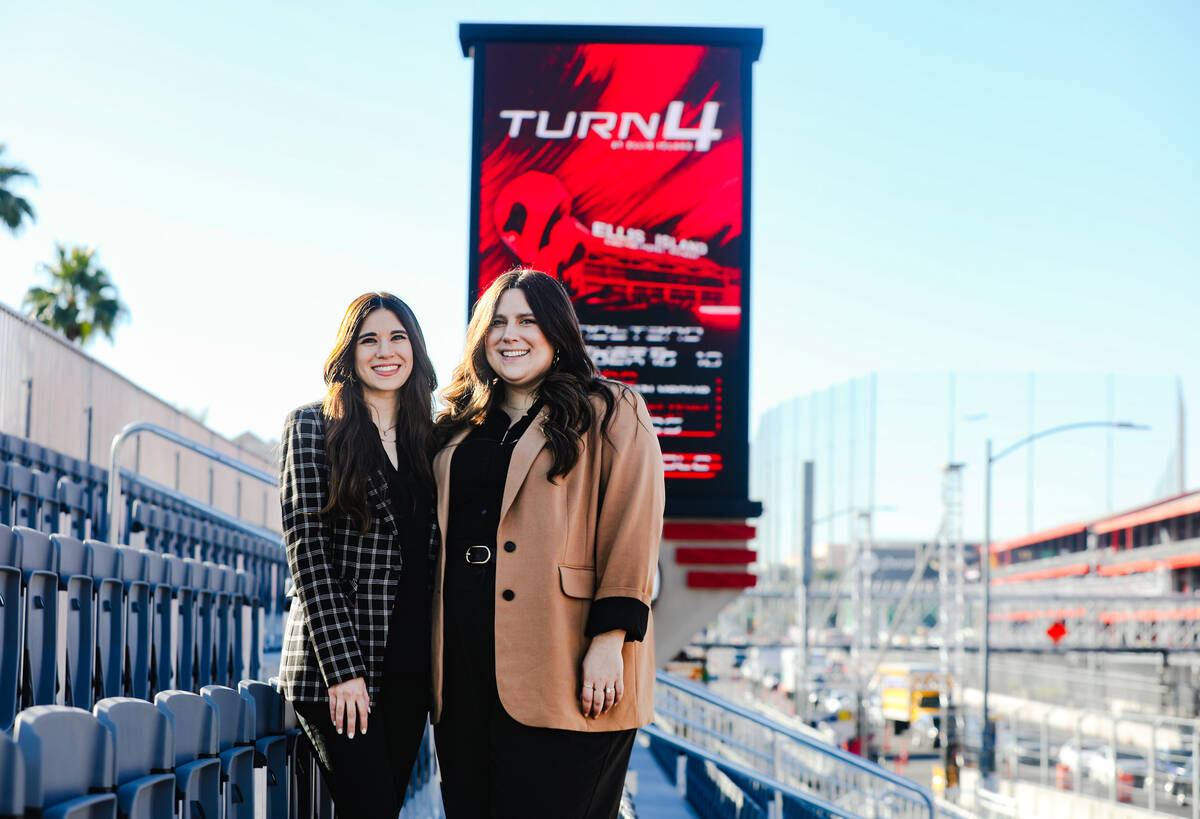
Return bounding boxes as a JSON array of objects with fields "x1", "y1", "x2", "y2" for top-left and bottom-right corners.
[{"x1": 463, "y1": 545, "x2": 492, "y2": 565}]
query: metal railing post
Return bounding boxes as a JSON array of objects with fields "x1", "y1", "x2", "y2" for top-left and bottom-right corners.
[
  {"x1": 1109, "y1": 717, "x2": 1119, "y2": 803},
  {"x1": 1149, "y1": 719, "x2": 1158, "y2": 814}
]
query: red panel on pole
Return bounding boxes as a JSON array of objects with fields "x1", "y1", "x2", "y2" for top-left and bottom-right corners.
[
  {"x1": 686, "y1": 571, "x2": 757, "y2": 589},
  {"x1": 675, "y1": 547, "x2": 756, "y2": 565},
  {"x1": 663, "y1": 523, "x2": 756, "y2": 541}
]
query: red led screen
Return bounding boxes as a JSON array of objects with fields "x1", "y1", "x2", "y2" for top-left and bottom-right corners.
[{"x1": 463, "y1": 27, "x2": 760, "y2": 514}]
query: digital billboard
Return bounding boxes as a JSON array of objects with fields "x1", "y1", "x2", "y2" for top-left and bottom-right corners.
[{"x1": 460, "y1": 24, "x2": 762, "y2": 518}]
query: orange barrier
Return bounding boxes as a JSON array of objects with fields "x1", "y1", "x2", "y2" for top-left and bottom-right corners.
[
  {"x1": 1117, "y1": 771, "x2": 1134, "y2": 802},
  {"x1": 1056, "y1": 763, "x2": 1072, "y2": 791}
]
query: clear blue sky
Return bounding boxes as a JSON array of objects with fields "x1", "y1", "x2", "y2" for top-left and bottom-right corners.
[{"x1": 3, "y1": 1, "x2": 1198, "y2": 535}]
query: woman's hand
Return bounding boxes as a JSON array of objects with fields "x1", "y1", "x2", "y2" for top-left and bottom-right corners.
[
  {"x1": 580, "y1": 630, "x2": 625, "y2": 718},
  {"x1": 328, "y1": 677, "x2": 370, "y2": 738}
]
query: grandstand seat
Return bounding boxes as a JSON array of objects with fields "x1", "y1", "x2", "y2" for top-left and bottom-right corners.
[
  {"x1": 57, "y1": 477, "x2": 89, "y2": 540},
  {"x1": 214, "y1": 564, "x2": 239, "y2": 686},
  {"x1": 140, "y1": 549, "x2": 173, "y2": 696},
  {"x1": 0, "y1": 728, "x2": 25, "y2": 818},
  {"x1": 202, "y1": 685, "x2": 257, "y2": 819},
  {"x1": 164, "y1": 553, "x2": 198, "y2": 692},
  {"x1": 0, "y1": 525, "x2": 21, "y2": 730},
  {"x1": 13, "y1": 705, "x2": 118, "y2": 818},
  {"x1": 87, "y1": 540, "x2": 125, "y2": 702},
  {"x1": 236, "y1": 569, "x2": 259, "y2": 681},
  {"x1": 128, "y1": 500, "x2": 159, "y2": 552},
  {"x1": 116, "y1": 546, "x2": 151, "y2": 699},
  {"x1": 187, "y1": 558, "x2": 215, "y2": 688},
  {"x1": 52, "y1": 534, "x2": 95, "y2": 709},
  {"x1": 33, "y1": 470, "x2": 60, "y2": 534},
  {"x1": 155, "y1": 690, "x2": 221, "y2": 819},
  {"x1": 6, "y1": 464, "x2": 39, "y2": 530},
  {"x1": 14, "y1": 527, "x2": 59, "y2": 708},
  {"x1": 240, "y1": 680, "x2": 289, "y2": 819},
  {"x1": 93, "y1": 697, "x2": 175, "y2": 819}
]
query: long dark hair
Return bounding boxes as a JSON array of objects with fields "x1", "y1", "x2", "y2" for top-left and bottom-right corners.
[
  {"x1": 322, "y1": 293, "x2": 436, "y2": 529},
  {"x1": 437, "y1": 269, "x2": 620, "y2": 480}
]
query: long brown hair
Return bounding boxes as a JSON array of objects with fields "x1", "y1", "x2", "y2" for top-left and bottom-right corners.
[
  {"x1": 322, "y1": 293, "x2": 436, "y2": 529},
  {"x1": 437, "y1": 269, "x2": 621, "y2": 480}
]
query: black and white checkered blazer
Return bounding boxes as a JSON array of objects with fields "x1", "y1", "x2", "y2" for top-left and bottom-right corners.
[{"x1": 277, "y1": 402, "x2": 433, "y2": 703}]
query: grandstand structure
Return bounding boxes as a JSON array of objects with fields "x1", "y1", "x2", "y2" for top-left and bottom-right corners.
[{"x1": 988, "y1": 489, "x2": 1200, "y2": 652}]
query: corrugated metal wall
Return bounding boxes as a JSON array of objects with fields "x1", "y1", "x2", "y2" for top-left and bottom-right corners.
[{"x1": 0, "y1": 302, "x2": 280, "y2": 531}]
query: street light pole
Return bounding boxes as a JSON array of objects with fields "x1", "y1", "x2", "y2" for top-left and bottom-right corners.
[
  {"x1": 981, "y1": 438, "x2": 995, "y2": 783},
  {"x1": 979, "y1": 420, "x2": 1148, "y2": 786}
]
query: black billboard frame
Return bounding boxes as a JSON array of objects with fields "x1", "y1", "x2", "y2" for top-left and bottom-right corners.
[{"x1": 459, "y1": 22, "x2": 763, "y2": 520}]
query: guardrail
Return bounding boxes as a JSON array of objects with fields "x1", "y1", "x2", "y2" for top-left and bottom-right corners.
[
  {"x1": 654, "y1": 671, "x2": 935, "y2": 818},
  {"x1": 107, "y1": 421, "x2": 278, "y2": 548}
]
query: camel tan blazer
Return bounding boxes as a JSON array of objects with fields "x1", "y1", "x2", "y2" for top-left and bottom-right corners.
[{"x1": 431, "y1": 385, "x2": 664, "y2": 731}]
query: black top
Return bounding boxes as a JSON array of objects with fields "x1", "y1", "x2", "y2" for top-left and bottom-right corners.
[
  {"x1": 381, "y1": 443, "x2": 435, "y2": 674},
  {"x1": 446, "y1": 402, "x2": 648, "y2": 642}
]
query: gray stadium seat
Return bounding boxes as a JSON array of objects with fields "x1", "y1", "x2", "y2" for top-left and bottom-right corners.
[
  {"x1": 155, "y1": 690, "x2": 220, "y2": 819},
  {"x1": 214, "y1": 565, "x2": 239, "y2": 686},
  {"x1": 0, "y1": 525, "x2": 21, "y2": 730},
  {"x1": 140, "y1": 549, "x2": 173, "y2": 697},
  {"x1": 202, "y1": 685, "x2": 256, "y2": 819},
  {"x1": 57, "y1": 477, "x2": 90, "y2": 540},
  {"x1": 86, "y1": 540, "x2": 125, "y2": 702},
  {"x1": 168, "y1": 554, "x2": 198, "y2": 692},
  {"x1": 14, "y1": 527, "x2": 59, "y2": 708},
  {"x1": 6, "y1": 464, "x2": 38, "y2": 530},
  {"x1": 187, "y1": 558, "x2": 215, "y2": 689},
  {"x1": 33, "y1": 470, "x2": 60, "y2": 534},
  {"x1": 53, "y1": 534, "x2": 95, "y2": 709},
  {"x1": 93, "y1": 697, "x2": 175, "y2": 819},
  {"x1": 236, "y1": 569, "x2": 259, "y2": 682},
  {"x1": 240, "y1": 680, "x2": 288, "y2": 819},
  {"x1": 0, "y1": 728, "x2": 25, "y2": 817},
  {"x1": 115, "y1": 546, "x2": 151, "y2": 699},
  {"x1": 13, "y1": 705, "x2": 118, "y2": 818}
]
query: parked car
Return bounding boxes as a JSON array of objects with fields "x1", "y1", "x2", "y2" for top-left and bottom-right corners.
[
  {"x1": 1057, "y1": 738, "x2": 1106, "y2": 776},
  {"x1": 1084, "y1": 746, "x2": 1148, "y2": 788},
  {"x1": 1165, "y1": 761, "x2": 1196, "y2": 806},
  {"x1": 1157, "y1": 746, "x2": 1193, "y2": 777}
]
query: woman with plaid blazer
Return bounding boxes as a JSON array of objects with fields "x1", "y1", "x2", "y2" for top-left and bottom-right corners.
[{"x1": 278, "y1": 292, "x2": 438, "y2": 818}]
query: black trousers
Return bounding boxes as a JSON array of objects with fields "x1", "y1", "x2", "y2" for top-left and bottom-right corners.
[
  {"x1": 435, "y1": 553, "x2": 635, "y2": 819},
  {"x1": 293, "y1": 670, "x2": 430, "y2": 819}
]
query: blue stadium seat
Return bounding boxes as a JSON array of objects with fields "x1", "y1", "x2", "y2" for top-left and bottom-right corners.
[
  {"x1": 52, "y1": 534, "x2": 95, "y2": 709},
  {"x1": 214, "y1": 564, "x2": 238, "y2": 687},
  {"x1": 155, "y1": 691, "x2": 220, "y2": 819},
  {"x1": 202, "y1": 685, "x2": 256, "y2": 819},
  {"x1": 127, "y1": 501, "x2": 159, "y2": 553},
  {"x1": 0, "y1": 463, "x2": 13, "y2": 527},
  {"x1": 0, "y1": 525, "x2": 21, "y2": 730},
  {"x1": 93, "y1": 697, "x2": 175, "y2": 819},
  {"x1": 0, "y1": 728, "x2": 25, "y2": 818},
  {"x1": 115, "y1": 546, "x2": 151, "y2": 699},
  {"x1": 167, "y1": 554, "x2": 198, "y2": 692},
  {"x1": 140, "y1": 549, "x2": 173, "y2": 697},
  {"x1": 86, "y1": 540, "x2": 125, "y2": 702},
  {"x1": 57, "y1": 477, "x2": 89, "y2": 540},
  {"x1": 187, "y1": 558, "x2": 215, "y2": 689},
  {"x1": 236, "y1": 569, "x2": 259, "y2": 682},
  {"x1": 6, "y1": 464, "x2": 38, "y2": 530},
  {"x1": 33, "y1": 470, "x2": 59, "y2": 534},
  {"x1": 240, "y1": 680, "x2": 288, "y2": 819},
  {"x1": 13, "y1": 705, "x2": 118, "y2": 818},
  {"x1": 14, "y1": 527, "x2": 59, "y2": 708}
]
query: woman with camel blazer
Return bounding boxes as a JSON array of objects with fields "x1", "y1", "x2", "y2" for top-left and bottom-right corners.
[{"x1": 432, "y1": 269, "x2": 664, "y2": 818}]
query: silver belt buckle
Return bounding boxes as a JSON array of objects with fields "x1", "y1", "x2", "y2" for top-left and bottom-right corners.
[{"x1": 464, "y1": 545, "x2": 492, "y2": 565}]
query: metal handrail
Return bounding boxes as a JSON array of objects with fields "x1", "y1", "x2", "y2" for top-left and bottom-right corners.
[
  {"x1": 107, "y1": 421, "x2": 278, "y2": 548},
  {"x1": 654, "y1": 670, "x2": 936, "y2": 815},
  {"x1": 640, "y1": 723, "x2": 852, "y2": 818}
]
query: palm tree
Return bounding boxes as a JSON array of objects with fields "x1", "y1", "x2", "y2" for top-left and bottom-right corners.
[
  {"x1": 22, "y1": 243, "x2": 130, "y2": 346},
  {"x1": 0, "y1": 144, "x2": 36, "y2": 235}
]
